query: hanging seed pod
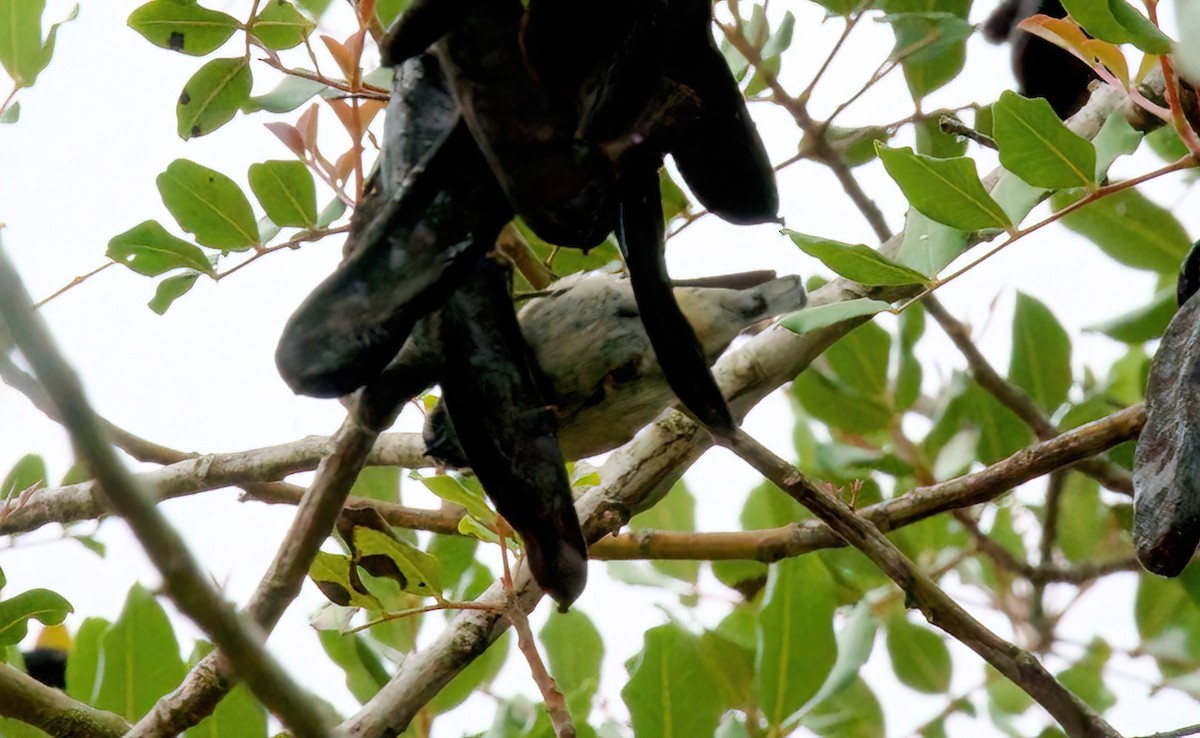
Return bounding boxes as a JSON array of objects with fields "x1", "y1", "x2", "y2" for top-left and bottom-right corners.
[{"x1": 1134, "y1": 241, "x2": 1200, "y2": 576}]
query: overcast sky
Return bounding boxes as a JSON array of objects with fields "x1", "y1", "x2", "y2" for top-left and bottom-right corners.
[{"x1": 2, "y1": 1, "x2": 1199, "y2": 735}]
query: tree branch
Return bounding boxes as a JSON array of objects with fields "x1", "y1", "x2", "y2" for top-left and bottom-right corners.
[
  {"x1": 0, "y1": 428, "x2": 429, "y2": 536},
  {"x1": 331, "y1": 79, "x2": 1151, "y2": 737},
  {"x1": 923, "y1": 296, "x2": 1133, "y2": 495},
  {"x1": 592, "y1": 405, "x2": 1142, "y2": 563},
  {"x1": 717, "y1": 426, "x2": 1119, "y2": 737},
  {"x1": 128, "y1": 418, "x2": 382, "y2": 736},
  {"x1": 0, "y1": 243, "x2": 332, "y2": 735},
  {"x1": 0, "y1": 663, "x2": 131, "y2": 737}
]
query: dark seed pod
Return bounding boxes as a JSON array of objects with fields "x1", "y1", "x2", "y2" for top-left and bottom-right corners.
[
  {"x1": 1178, "y1": 240, "x2": 1200, "y2": 307},
  {"x1": 1134, "y1": 286, "x2": 1200, "y2": 576},
  {"x1": 984, "y1": 0, "x2": 1098, "y2": 119}
]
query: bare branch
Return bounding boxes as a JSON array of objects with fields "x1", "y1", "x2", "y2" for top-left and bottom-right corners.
[
  {"x1": 717, "y1": 427, "x2": 1119, "y2": 737},
  {"x1": 923, "y1": 296, "x2": 1133, "y2": 495},
  {"x1": 129, "y1": 418, "x2": 382, "y2": 736},
  {"x1": 0, "y1": 428, "x2": 430, "y2": 536},
  {"x1": 0, "y1": 241, "x2": 332, "y2": 735}
]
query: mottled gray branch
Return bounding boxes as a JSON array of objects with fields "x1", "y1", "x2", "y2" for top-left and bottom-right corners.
[{"x1": 0, "y1": 663, "x2": 130, "y2": 737}]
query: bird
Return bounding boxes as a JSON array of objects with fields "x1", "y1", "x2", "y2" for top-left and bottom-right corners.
[
  {"x1": 417, "y1": 266, "x2": 808, "y2": 465},
  {"x1": 984, "y1": 0, "x2": 1098, "y2": 118}
]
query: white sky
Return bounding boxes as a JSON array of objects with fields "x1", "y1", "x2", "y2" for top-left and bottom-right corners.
[{"x1": 1, "y1": 1, "x2": 1199, "y2": 736}]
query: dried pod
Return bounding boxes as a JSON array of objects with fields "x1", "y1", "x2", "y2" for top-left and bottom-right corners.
[{"x1": 1134, "y1": 285, "x2": 1200, "y2": 576}]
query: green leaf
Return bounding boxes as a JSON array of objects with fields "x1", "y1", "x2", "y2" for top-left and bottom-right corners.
[
  {"x1": 882, "y1": 7, "x2": 971, "y2": 99},
  {"x1": 895, "y1": 305, "x2": 925, "y2": 412},
  {"x1": 541, "y1": 609, "x2": 604, "y2": 717},
  {"x1": 425, "y1": 535, "x2": 477, "y2": 594},
  {"x1": 756, "y1": 556, "x2": 838, "y2": 727},
  {"x1": 185, "y1": 644, "x2": 268, "y2": 738},
  {"x1": 149, "y1": 272, "x2": 202, "y2": 314},
  {"x1": 742, "y1": 480, "x2": 808, "y2": 530},
  {"x1": 697, "y1": 629, "x2": 755, "y2": 711},
  {"x1": 792, "y1": 368, "x2": 894, "y2": 434},
  {"x1": 242, "y1": 74, "x2": 328, "y2": 113},
  {"x1": 1057, "y1": 474, "x2": 1108, "y2": 563},
  {"x1": 66, "y1": 617, "x2": 110, "y2": 705},
  {"x1": 318, "y1": 630, "x2": 390, "y2": 704},
  {"x1": 157, "y1": 159, "x2": 259, "y2": 250},
  {"x1": 1056, "y1": 639, "x2": 1116, "y2": 713},
  {"x1": 824, "y1": 321, "x2": 892, "y2": 397},
  {"x1": 1061, "y1": 0, "x2": 1173, "y2": 53},
  {"x1": 877, "y1": 145, "x2": 1012, "y2": 231},
  {"x1": 376, "y1": 0, "x2": 409, "y2": 27},
  {"x1": 0, "y1": 589, "x2": 73, "y2": 646},
  {"x1": 786, "y1": 231, "x2": 929, "y2": 286},
  {"x1": 108, "y1": 220, "x2": 215, "y2": 277},
  {"x1": 993, "y1": 91, "x2": 1096, "y2": 189},
  {"x1": 297, "y1": 0, "x2": 333, "y2": 16},
  {"x1": 984, "y1": 662, "x2": 1032, "y2": 715},
  {"x1": 1091, "y1": 111, "x2": 1142, "y2": 178},
  {"x1": 353, "y1": 527, "x2": 442, "y2": 597},
  {"x1": 623, "y1": 623, "x2": 723, "y2": 738},
  {"x1": 250, "y1": 0, "x2": 315, "y2": 50},
  {"x1": 810, "y1": 0, "x2": 860, "y2": 14},
  {"x1": 317, "y1": 196, "x2": 348, "y2": 228},
  {"x1": 1052, "y1": 188, "x2": 1192, "y2": 274},
  {"x1": 247, "y1": 160, "x2": 318, "y2": 229},
  {"x1": 3, "y1": 453, "x2": 47, "y2": 498},
  {"x1": 1085, "y1": 287, "x2": 1175, "y2": 343},
  {"x1": 95, "y1": 584, "x2": 187, "y2": 720},
  {"x1": 886, "y1": 11, "x2": 973, "y2": 64},
  {"x1": 429, "y1": 632, "x2": 509, "y2": 714},
  {"x1": 1008, "y1": 292, "x2": 1072, "y2": 412},
  {"x1": 177, "y1": 57, "x2": 252, "y2": 140},
  {"x1": 308, "y1": 551, "x2": 382, "y2": 610},
  {"x1": 781, "y1": 298, "x2": 890, "y2": 335},
  {"x1": 412, "y1": 472, "x2": 497, "y2": 526},
  {"x1": 349, "y1": 466, "x2": 400, "y2": 503},
  {"x1": 915, "y1": 115, "x2": 967, "y2": 158},
  {"x1": 963, "y1": 383, "x2": 1036, "y2": 464},
  {"x1": 630, "y1": 482, "x2": 699, "y2": 584},
  {"x1": 0, "y1": 0, "x2": 75, "y2": 87},
  {"x1": 0, "y1": 101, "x2": 19, "y2": 124},
  {"x1": 894, "y1": 209, "x2": 969, "y2": 278},
  {"x1": 886, "y1": 615, "x2": 952, "y2": 693},
  {"x1": 788, "y1": 600, "x2": 879, "y2": 728},
  {"x1": 803, "y1": 677, "x2": 886, "y2": 737},
  {"x1": 128, "y1": 0, "x2": 240, "y2": 56},
  {"x1": 1145, "y1": 125, "x2": 1190, "y2": 163}
]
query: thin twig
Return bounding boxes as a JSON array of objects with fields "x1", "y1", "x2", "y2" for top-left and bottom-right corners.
[
  {"x1": 33, "y1": 261, "x2": 115, "y2": 308},
  {"x1": 129, "y1": 418, "x2": 383, "y2": 736},
  {"x1": 923, "y1": 295, "x2": 1133, "y2": 494},
  {"x1": 0, "y1": 239, "x2": 332, "y2": 736},
  {"x1": 716, "y1": 427, "x2": 1119, "y2": 737},
  {"x1": 506, "y1": 596, "x2": 576, "y2": 737},
  {"x1": 215, "y1": 225, "x2": 350, "y2": 281}
]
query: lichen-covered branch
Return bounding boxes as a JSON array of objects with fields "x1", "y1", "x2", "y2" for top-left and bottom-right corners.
[
  {"x1": 0, "y1": 663, "x2": 130, "y2": 737},
  {"x1": 0, "y1": 429, "x2": 429, "y2": 536}
]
